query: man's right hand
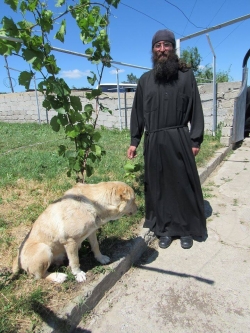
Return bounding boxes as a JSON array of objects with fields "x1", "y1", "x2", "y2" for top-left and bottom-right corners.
[{"x1": 127, "y1": 146, "x2": 137, "y2": 159}]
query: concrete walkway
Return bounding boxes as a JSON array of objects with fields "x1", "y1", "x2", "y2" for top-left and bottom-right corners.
[{"x1": 75, "y1": 138, "x2": 250, "y2": 333}]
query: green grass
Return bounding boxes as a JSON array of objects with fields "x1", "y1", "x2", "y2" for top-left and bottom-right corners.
[
  {"x1": 0, "y1": 122, "x2": 223, "y2": 332},
  {"x1": 196, "y1": 131, "x2": 223, "y2": 167}
]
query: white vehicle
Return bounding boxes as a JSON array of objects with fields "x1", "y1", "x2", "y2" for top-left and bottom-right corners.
[{"x1": 97, "y1": 83, "x2": 137, "y2": 93}]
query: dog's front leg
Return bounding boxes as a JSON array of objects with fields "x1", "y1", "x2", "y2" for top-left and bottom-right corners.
[
  {"x1": 64, "y1": 240, "x2": 86, "y2": 282},
  {"x1": 88, "y1": 232, "x2": 110, "y2": 264}
]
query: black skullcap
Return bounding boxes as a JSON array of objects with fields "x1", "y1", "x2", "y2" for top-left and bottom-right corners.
[{"x1": 152, "y1": 29, "x2": 176, "y2": 48}]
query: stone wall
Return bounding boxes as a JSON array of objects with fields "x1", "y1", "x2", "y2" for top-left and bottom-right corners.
[{"x1": 0, "y1": 81, "x2": 241, "y2": 145}]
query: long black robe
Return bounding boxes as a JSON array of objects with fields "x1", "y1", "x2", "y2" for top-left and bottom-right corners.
[{"x1": 130, "y1": 69, "x2": 207, "y2": 238}]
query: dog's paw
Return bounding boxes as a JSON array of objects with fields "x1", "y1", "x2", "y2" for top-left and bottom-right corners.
[
  {"x1": 45, "y1": 272, "x2": 68, "y2": 283},
  {"x1": 75, "y1": 271, "x2": 86, "y2": 283},
  {"x1": 95, "y1": 254, "x2": 110, "y2": 265}
]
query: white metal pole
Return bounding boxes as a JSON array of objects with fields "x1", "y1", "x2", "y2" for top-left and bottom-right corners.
[
  {"x1": 176, "y1": 38, "x2": 181, "y2": 58},
  {"x1": 4, "y1": 56, "x2": 14, "y2": 92},
  {"x1": 32, "y1": 73, "x2": 41, "y2": 124},
  {"x1": 115, "y1": 68, "x2": 122, "y2": 130},
  {"x1": 206, "y1": 34, "x2": 217, "y2": 136}
]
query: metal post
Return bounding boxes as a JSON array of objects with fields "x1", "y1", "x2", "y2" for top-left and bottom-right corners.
[
  {"x1": 32, "y1": 72, "x2": 41, "y2": 124},
  {"x1": 114, "y1": 67, "x2": 122, "y2": 130},
  {"x1": 176, "y1": 38, "x2": 181, "y2": 58},
  {"x1": 206, "y1": 34, "x2": 217, "y2": 136},
  {"x1": 124, "y1": 89, "x2": 127, "y2": 129},
  {"x1": 4, "y1": 56, "x2": 14, "y2": 92}
]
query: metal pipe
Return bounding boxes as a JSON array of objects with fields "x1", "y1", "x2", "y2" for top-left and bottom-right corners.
[
  {"x1": 180, "y1": 14, "x2": 250, "y2": 42},
  {"x1": 4, "y1": 56, "x2": 14, "y2": 92},
  {"x1": 32, "y1": 73, "x2": 41, "y2": 124},
  {"x1": 115, "y1": 68, "x2": 122, "y2": 130},
  {"x1": 0, "y1": 36, "x2": 152, "y2": 71},
  {"x1": 124, "y1": 90, "x2": 127, "y2": 129},
  {"x1": 206, "y1": 34, "x2": 217, "y2": 136},
  {"x1": 176, "y1": 14, "x2": 250, "y2": 57}
]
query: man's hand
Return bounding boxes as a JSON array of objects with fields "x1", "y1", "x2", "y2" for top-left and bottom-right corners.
[
  {"x1": 192, "y1": 147, "x2": 200, "y2": 157},
  {"x1": 127, "y1": 146, "x2": 137, "y2": 159}
]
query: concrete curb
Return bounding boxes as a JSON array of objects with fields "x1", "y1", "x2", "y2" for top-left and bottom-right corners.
[
  {"x1": 40, "y1": 145, "x2": 232, "y2": 333},
  {"x1": 199, "y1": 145, "x2": 232, "y2": 184}
]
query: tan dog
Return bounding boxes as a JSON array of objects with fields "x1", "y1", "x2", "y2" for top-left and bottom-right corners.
[{"x1": 13, "y1": 181, "x2": 137, "y2": 283}]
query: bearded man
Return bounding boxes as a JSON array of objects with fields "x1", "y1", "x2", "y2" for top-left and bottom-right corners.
[{"x1": 127, "y1": 29, "x2": 207, "y2": 249}]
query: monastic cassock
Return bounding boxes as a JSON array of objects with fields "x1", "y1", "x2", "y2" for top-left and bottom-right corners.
[{"x1": 130, "y1": 68, "x2": 207, "y2": 238}]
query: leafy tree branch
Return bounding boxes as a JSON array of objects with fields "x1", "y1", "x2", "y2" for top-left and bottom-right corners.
[{"x1": 0, "y1": 0, "x2": 121, "y2": 183}]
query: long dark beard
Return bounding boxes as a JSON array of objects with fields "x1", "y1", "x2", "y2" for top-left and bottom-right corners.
[{"x1": 152, "y1": 49, "x2": 179, "y2": 83}]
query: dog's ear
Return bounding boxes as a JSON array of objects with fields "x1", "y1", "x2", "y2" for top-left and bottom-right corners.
[{"x1": 116, "y1": 184, "x2": 132, "y2": 201}]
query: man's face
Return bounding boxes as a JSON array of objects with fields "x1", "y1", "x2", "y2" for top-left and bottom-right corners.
[
  {"x1": 152, "y1": 40, "x2": 178, "y2": 82},
  {"x1": 153, "y1": 41, "x2": 174, "y2": 62}
]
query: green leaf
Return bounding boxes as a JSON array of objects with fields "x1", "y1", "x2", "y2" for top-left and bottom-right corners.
[
  {"x1": 18, "y1": 71, "x2": 33, "y2": 90},
  {"x1": 73, "y1": 159, "x2": 81, "y2": 172},
  {"x1": 58, "y1": 144, "x2": 66, "y2": 156},
  {"x1": 69, "y1": 110, "x2": 83, "y2": 123},
  {"x1": 85, "y1": 88, "x2": 102, "y2": 100},
  {"x1": 77, "y1": 149, "x2": 85, "y2": 158},
  {"x1": 56, "y1": 0, "x2": 66, "y2": 7},
  {"x1": 53, "y1": 78, "x2": 71, "y2": 96},
  {"x1": 83, "y1": 124, "x2": 94, "y2": 134},
  {"x1": 91, "y1": 144, "x2": 102, "y2": 157},
  {"x1": 100, "y1": 104, "x2": 112, "y2": 114},
  {"x1": 87, "y1": 72, "x2": 97, "y2": 86},
  {"x1": 54, "y1": 19, "x2": 66, "y2": 42},
  {"x1": 42, "y1": 99, "x2": 51, "y2": 110},
  {"x1": 86, "y1": 164, "x2": 94, "y2": 177},
  {"x1": 22, "y1": 48, "x2": 43, "y2": 62},
  {"x1": 17, "y1": 19, "x2": 33, "y2": 30},
  {"x1": 105, "y1": 0, "x2": 120, "y2": 9},
  {"x1": 1, "y1": 16, "x2": 19, "y2": 36},
  {"x1": 84, "y1": 103, "x2": 94, "y2": 113},
  {"x1": 38, "y1": 10, "x2": 53, "y2": 33},
  {"x1": 85, "y1": 47, "x2": 94, "y2": 56},
  {"x1": 92, "y1": 131, "x2": 101, "y2": 142},
  {"x1": 0, "y1": 41, "x2": 9, "y2": 55},
  {"x1": 44, "y1": 55, "x2": 60, "y2": 74},
  {"x1": 57, "y1": 114, "x2": 69, "y2": 126},
  {"x1": 124, "y1": 162, "x2": 142, "y2": 173},
  {"x1": 0, "y1": 39, "x2": 20, "y2": 55},
  {"x1": 4, "y1": 0, "x2": 18, "y2": 12},
  {"x1": 124, "y1": 162, "x2": 136, "y2": 172},
  {"x1": 65, "y1": 124, "x2": 79, "y2": 138},
  {"x1": 124, "y1": 172, "x2": 135, "y2": 179},
  {"x1": 70, "y1": 96, "x2": 82, "y2": 112},
  {"x1": 65, "y1": 150, "x2": 77, "y2": 158},
  {"x1": 26, "y1": 0, "x2": 38, "y2": 11},
  {"x1": 38, "y1": 80, "x2": 46, "y2": 92},
  {"x1": 56, "y1": 107, "x2": 66, "y2": 114},
  {"x1": 20, "y1": 1, "x2": 27, "y2": 13},
  {"x1": 134, "y1": 163, "x2": 142, "y2": 172},
  {"x1": 50, "y1": 116, "x2": 60, "y2": 132},
  {"x1": 46, "y1": 95, "x2": 66, "y2": 113},
  {"x1": 42, "y1": 43, "x2": 51, "y2": 55},
  {"x1": 88, "y1": 152, "x2": 97, "y2": 163},
  {"x1": 22, "y1": 48, "x2": 43, "y2": 70}
]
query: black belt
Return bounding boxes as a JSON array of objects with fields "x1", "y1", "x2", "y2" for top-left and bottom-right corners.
[{"x1": 145, "y1": 125, "x2": 187, "y2": 135}]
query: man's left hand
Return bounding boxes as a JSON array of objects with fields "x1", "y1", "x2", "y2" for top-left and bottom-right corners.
[{"x1": 192, "y1": 147, "x2": 200, "y2": 156}]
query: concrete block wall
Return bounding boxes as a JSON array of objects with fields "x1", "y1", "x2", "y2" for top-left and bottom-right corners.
[
  {"x1": 198, "y1": 81, "x2": 241, "y2": 134},
  {"x1": 0, "y1": 82, "x2": 241, "y2": 145}
]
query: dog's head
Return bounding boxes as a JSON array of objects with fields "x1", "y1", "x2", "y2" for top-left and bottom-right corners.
[
  {"x1": 102, "y1": 181, "x2": 137, "y2": 220},
  {"x1": 113, "y1": 182, "x2": 137, "y2": 216},
  {"x1": 71, "y1": 181, "x2": 138, "y2": 222}
]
